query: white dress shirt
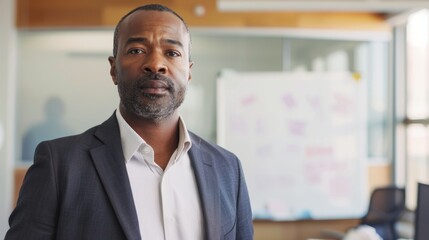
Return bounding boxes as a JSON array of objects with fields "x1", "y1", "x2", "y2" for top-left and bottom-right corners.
[{"x1": 116, "y1": 110, "x2": 204, "y2": 240}]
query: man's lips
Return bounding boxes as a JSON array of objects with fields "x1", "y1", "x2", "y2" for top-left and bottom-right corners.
[{"x1": 140, "y1": 80, "x2": 169, "y2": 94}]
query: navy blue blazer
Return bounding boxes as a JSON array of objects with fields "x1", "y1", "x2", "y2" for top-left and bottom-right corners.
[{"x1": 5, "y1": 113, "x2": 253, "y2": 240}]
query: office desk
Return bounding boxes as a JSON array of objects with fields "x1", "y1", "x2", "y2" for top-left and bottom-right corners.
[{"x1": 254, "y1": 218, "x2": 359, "y2": 240}]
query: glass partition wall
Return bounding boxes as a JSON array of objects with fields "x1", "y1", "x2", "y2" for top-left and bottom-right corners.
[{"x1": 15, "y1": 29, "x2": 390, "y2": 175}]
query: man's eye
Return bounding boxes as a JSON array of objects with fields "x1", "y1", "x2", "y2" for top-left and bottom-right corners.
[
  {"x1": 166, "y1": 51, "x2": 181, "y2": 57},
  {"x1": 129, "y1": 49, "x2": 145, "y2": 54}
]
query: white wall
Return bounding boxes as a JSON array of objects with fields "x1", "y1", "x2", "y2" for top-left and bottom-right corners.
[{"x1": 0, "y1": 0, "x2": 16, "y2": 236}]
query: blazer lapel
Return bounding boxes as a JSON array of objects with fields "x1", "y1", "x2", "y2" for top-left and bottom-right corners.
[
  {"x1": 189, "y1": 137, "x2": 221, "y2": 240},
  {"x1": 90, "y1": 114, "x2": 140, "y2": 240}
]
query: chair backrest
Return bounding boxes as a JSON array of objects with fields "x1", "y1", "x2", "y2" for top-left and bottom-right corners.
[
  {"x1": 414, "y1": 182, "x2": 429, "y2": 240},
  {"x1": 360, "y1": 186, "x2": 406, "y2": 240}
]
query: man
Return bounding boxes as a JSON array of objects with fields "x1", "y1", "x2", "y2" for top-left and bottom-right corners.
[{"x1": 5, "y1": 4, "x2": 253, "y2": 240}]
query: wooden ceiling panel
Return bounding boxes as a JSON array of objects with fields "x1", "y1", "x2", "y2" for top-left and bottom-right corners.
[{"x1": 16, "y1": 0, "x2": 391, "y2": 30}]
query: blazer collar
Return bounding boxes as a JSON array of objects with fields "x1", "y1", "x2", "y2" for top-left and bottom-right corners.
[
  {"x1": 88, "y1": 114, "x2": 221, "y2": 240},
  {"x1": 90, "y1": 113, "x2": 141, "y2": 240},
  {"x1": 189, "y1": 136, "x2": 221, "y2": 240}
]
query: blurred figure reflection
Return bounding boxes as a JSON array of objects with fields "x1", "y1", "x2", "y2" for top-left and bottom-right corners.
[{"x1": 22, "y1": 96, "x2": 72, "y2": 162}]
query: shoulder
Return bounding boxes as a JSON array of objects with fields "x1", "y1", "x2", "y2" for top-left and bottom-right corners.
[
  {"x1": 39, "y1": 124, "x2": 100, "y2": 150},
  {"x1": 188, "y1": 131, "x2": 243, "y2": 172},
  {"x1": 34, "y1": 114, "x2": 118, "y2": 167},
  {"x1": 38, "y1": 113, "x2": 118, "y2": 151},
  {"x1": 189, "y1": 131, "x2": 237, "y2": 158}
]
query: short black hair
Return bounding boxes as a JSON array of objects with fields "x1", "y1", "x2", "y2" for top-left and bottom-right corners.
[{"x1": 112, "y1": 4, "x2": 190, "y2": 59}]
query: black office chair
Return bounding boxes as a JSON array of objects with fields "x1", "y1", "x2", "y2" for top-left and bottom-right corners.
[
  {"x1": 320, "y1": 186, "x2": 405, "y2": 240},
  {"x1": 359, "y1": 186, "x2": 406, "y2": 240}
]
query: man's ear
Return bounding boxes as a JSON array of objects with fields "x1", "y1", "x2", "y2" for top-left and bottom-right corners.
[
  {"x1": 108, "y1": 56, "x2": 118, "y2": 85},
  {"x1": 188, "y1": 61, "x2": 194, "y2": 81}
]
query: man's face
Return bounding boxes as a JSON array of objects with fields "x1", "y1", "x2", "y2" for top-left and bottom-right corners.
[{"x1": 109, "y1": 10, "x2": 193, "y2": 121}]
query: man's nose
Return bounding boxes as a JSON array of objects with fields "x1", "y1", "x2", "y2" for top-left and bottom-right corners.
[{"x1": 143, "y1": 52, "x2": 167, "y2": 74}]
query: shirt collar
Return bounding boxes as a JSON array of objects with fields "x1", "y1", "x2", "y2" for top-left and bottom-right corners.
[{"x1": 115, "y1": 109, "x2": 192, "y2": 163}]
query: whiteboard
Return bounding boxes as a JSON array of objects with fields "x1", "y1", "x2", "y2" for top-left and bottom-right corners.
[{"x1": 217, "y1": 71, "x2": 368, "y2": 221}]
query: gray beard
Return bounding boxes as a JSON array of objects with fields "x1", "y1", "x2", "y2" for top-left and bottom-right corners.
[
  {"x1": 118, "y1": 84, "x2": 186, "y2": 122},
  {"x1": 132, "y1": 94, "x2": 180, "y2": 121}
]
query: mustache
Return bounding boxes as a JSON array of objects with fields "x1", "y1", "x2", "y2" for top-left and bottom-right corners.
[
  {"x1": 137, "y1": 73, "x2": 175, "y2": 93},
  {"x1": 139, "y1": 73, "x2": 174, "y2": 87}
]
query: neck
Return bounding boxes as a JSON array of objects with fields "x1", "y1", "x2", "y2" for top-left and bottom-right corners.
[{"x1": 120, "y1": 108, "x2": 180, "y2": 170}]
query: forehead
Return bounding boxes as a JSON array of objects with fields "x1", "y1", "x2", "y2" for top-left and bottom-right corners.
[{"x1": 119, "y1": 10, "x2": 189, "y2": 44}]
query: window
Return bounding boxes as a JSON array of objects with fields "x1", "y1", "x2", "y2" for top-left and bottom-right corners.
[{"x1": 399, "y1": 9, "x2": 429, "y2": 209}]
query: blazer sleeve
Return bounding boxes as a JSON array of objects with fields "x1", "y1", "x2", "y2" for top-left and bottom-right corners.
[
  {"x1": 235, "y1": 159, "x2": 254, "y2": 240},
  {"x1": 5, "y1": 142, "x2": 59, "y2": 240}
]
